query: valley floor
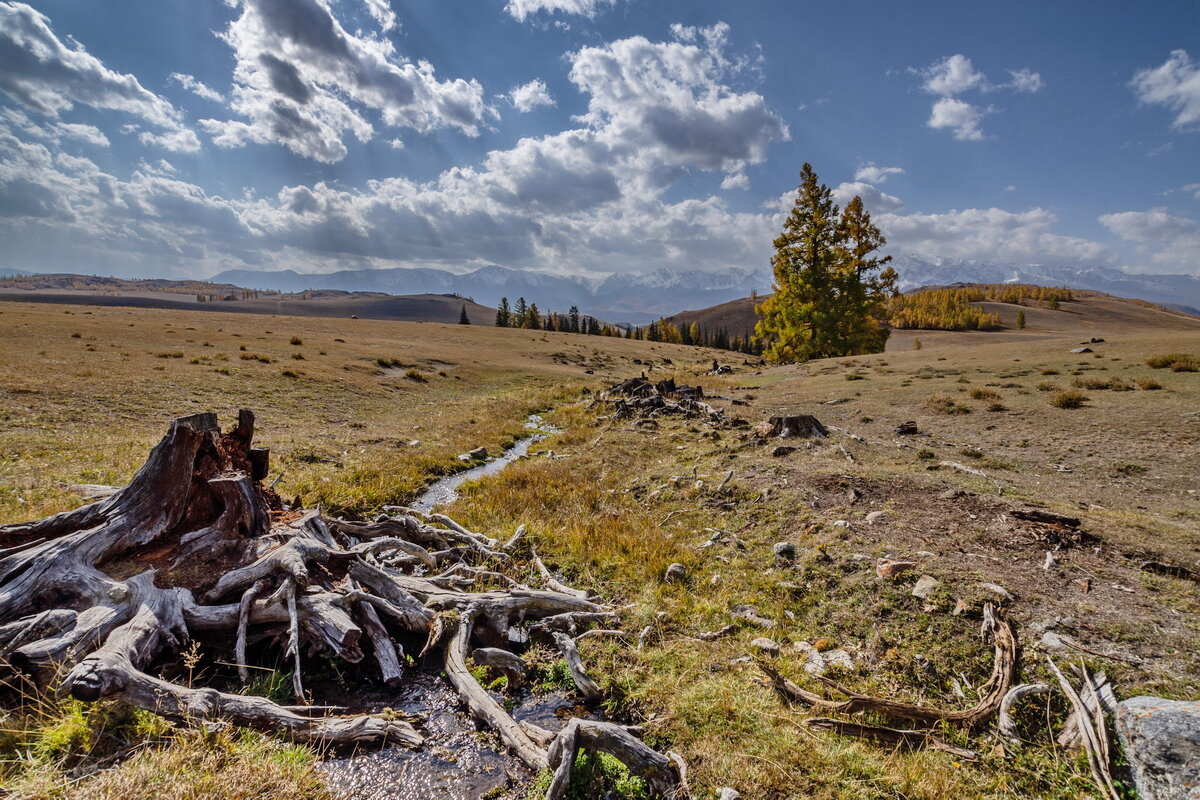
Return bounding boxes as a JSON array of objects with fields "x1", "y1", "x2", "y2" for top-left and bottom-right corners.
[{"x1": 1, "y1": 300, "x2": 1198, "y2": 799}]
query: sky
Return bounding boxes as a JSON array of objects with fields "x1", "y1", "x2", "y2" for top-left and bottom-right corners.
[{"x1": 0, "y1": 0, "x2": 1197, "y2": 281}]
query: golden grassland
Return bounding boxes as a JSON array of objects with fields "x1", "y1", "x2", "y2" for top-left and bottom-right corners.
[{"x1": 2, "y1": 298, "x2": 1199, "y2": 799}]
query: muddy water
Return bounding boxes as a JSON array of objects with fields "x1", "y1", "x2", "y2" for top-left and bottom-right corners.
[
  {"x1": 409, "y1": 415, "x2": 562, "y2": 513},
  {"x1": 320, "y1": 414, "x2": 568, "y2": 800}
]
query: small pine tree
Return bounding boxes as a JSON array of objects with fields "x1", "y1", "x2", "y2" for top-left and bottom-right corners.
[
  {"x1": 1016, "y1": 310, "x2": 1026, "y2": 329},
  {"x1": 459, "y1": 304, "x2": 470, "y2": 325},
  {"x1": 514, "y1": 297, "x2": 528, "y2": 327},
  {"x1": 496, "y1": 297, "x2": 510, "y2": 327}
]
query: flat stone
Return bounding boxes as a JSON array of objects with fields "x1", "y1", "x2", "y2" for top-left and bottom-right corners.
[
  {"x1": 664, "y1": 563, "x2": 687, "y2": 582},
  {"x1": 980, "y1": 582, "x2": 1015, "y2": 601},
  {"x1": 1116, "y1": 696, "x2": 1200, "y2": 800},
  {"x1": 1070, "y1": 346, "x2": 1093, "y2": 353},
  {"x1": 911, "y1": 575, "x2": 940, "y2": 599},
  {"x1": 823, "y1": 649, "x2": 854, "y2": 670},
  {"x1": 750, "y1": 637, "x2": 781, "y2": 657},
  {"x1": 865, "y1": 511, "x2": 886, "y2": 525},
  {"x1": 731, "y1": 604, "x2": 775, "y2": 629},
  {"x1": 833, "y1": 519, "x2": 851, "y2": 529}
]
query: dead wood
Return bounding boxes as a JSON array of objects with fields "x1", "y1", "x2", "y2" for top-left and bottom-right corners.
[
  {"x1": 1048, "y1": 659, "x2": 1119, "y2": 800},
  {"x1": 998, "y1": 683, "x2": 1052, "y2": 744},
  {"x1": 804, "y1": 718, "x2": 978, "y2": 759},
  {"x1": 757, "y1": 604, "x2": 1016, "y2": 730},
  {"x1": 0, "y1": 409, "x2": 687, "y2": 788},
  {"x1": 545, "y1": 718, "x2": 688, "y2": 800}
]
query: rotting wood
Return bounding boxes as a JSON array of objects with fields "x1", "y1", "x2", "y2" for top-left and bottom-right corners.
[
  {"x1": 545, "y1": 717, "x2": 688, "y2": 800},
  {"x1": 804, "y1": 717, "x2": 978, "y2": 759},
  {"x1": 998, "y1": 683, "x2": 1052, "y2": 744},
  {"x1": 0, "y1": 410, "x2": 690, "y2": 790}
]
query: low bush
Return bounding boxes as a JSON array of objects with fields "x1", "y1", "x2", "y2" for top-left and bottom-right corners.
[
  {"x1": 1051, "y1": 389, "x2": 1087, "y2": 408},
  {"x1": 1146, "y1": 353, "x2": 1198, "y2": 371}
]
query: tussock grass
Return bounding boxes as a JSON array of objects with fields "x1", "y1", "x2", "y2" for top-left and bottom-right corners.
[
  {"x1": 1050, "y1": 389, "x2": 1087, "y2": 408},
  {"x1": 925, "y1": 393, "x2": 970, "y2": 414},
  {"x1": 1146, "y1": 352, "x2": 1198, "y2": 371}
]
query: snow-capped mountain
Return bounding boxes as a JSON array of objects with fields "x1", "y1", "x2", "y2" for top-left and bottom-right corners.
[
  {"x1": 209, "y1": 255, "x2": 1200, "y2": 322},
  {"x1": 889, "y1": 254, "x2": 1200, "y2": 314}
]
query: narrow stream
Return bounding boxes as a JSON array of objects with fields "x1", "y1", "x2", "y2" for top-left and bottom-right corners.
[{"x1": 320, "y1": 414, "x2": 566, "y2": 800}]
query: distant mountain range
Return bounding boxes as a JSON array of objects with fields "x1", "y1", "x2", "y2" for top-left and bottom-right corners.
[{"x1": 211, "y1": 256, "x2": 1200, "y2": 322}]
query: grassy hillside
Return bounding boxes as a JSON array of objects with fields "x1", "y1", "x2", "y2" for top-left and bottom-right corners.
[
  {"x1": 2, "y1": 297, "x2": 1198, "y2": 799},
  {"x1": 663, "y1": 287, "x2": 1200, "y2": 352}
]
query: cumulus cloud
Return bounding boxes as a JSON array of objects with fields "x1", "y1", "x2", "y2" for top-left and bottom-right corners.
[
  {"x1": 928, "y1": 97, "x2": 986, "y2": 140},
  {"x1": 508, "y1": 79, "x2": 555, "y2": 112},
  {"x1": 1131, "y1": 50, "x2": 1200, "y2": 131},
  {"x1": 201, "y1": 0, "x2": 486, "y2": 163},
  {"x1": 914, "y1": 53, "x2": 1040, "y2": 141},
  {"x1": 504, "y1": 0, "x2": 617, "y2": 21},
  {"x1": 361, "y1": 0, "x2": 397, "y2": 32},
  {"x1": 854, "y1": 163, "x2": 903, "y2": 184},
  {"x1": 1100, "y1": 208, "x2": 1200, "y2": 271},
  {"x1": 568, "y1": 22, "x2": 788, "y2": 178},
  {"x1": 720, "y1": 171, "x2": 749, "y2": 190},
  {"x1": 832, "y1": 180, "x2": 903, "y2": 212},
  {"x1": 878, "y1": 206, "x2": 1117, "y2": 266},
  {"x1": 0, "y1": 2, "x2": 197, "y2": 150},
  {"x1": 170, "y1": 73, "x2": 225, "y2": 103}
]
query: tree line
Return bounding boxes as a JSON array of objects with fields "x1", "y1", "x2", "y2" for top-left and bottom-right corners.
[{"x1": 494, "y1": 298, "x2": 621, "y2": 336}]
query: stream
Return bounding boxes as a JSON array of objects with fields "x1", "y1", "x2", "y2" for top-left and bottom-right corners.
[{"x1": 320, "y1": 414, "x2": 567, "y2": 800}]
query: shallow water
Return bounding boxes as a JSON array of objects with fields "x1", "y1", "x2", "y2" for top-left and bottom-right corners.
[
  {"x1": 409, "y1": 415, "x2": 561, "y2": 513},
  {"x1": 321, "y1": 414, "x2": 567, "y2": 799}
]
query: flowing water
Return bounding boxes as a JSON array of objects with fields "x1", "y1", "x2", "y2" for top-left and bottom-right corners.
[{"x1": 320, "y1": 414, "x2": 567, "y2": 800}]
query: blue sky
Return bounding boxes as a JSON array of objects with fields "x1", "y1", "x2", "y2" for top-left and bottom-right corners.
[{"x1": 0, "y1": 0, "x2": 1197, "y2": 280}]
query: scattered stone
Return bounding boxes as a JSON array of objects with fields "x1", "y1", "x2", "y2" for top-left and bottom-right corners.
[
  {"x1": 833, "y1": 520, "x2": 851, "y2": 529},
  {"x1": 823, "y1": 649, "x2": 854, "y2": 671},
  {"x1": 750, "y1": 637, "x2": 781, "y2": 657},
  {"x1": 1070, "y1": 346, "x2": 1093, "y2": 354},
  {"x1": 938, "y1": 488, "x2": 968, "y2": 500},
  {"x1": 876, "y1": 558, "x2": 916, "y2": 579},
  {"x1": 717, "y1": 789, "x2": 742, "y2": 800},
  {"x1": 771, "y1": 445, "x2": 798, "y2": 457},
  {"x1": 1038, "y1": 630, "x2": 1078, "y2": 650},
  {"x1": 664, "y1": 563, "x2": 687, "y2": 582},
  {"x1": 772, "y1": 541, "x2": 796, "y2": 563},
  {"x1": 911, "y1": 575, "x2": 940, "y2": 599},
  {"x1": 865, "y1": 511, "x2": 886, "y2": 525},
  {"x1": 894, "y1": 421, "x2": 919, "y2": 435},
  {"x1": 1116, "y1": 696, "x2": 1200, "y2": 800},
  {"x1": 980, "y1": 582, "x2": 1014, "y2": 601},
  {"x1": 731, "y1": 604, "x2": 775, "y2": 629}
]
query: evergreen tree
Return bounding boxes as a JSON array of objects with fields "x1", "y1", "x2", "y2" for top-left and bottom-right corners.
[
  {"x1": 459, "y1": 304, "x2": 470, "y2": 325},
  {"x1": 496, "y1": 297, "x2": 510, "y2": 327},
  {"x1": 754, "y1": 163, "x2": 896, "y2": 362},
  {"x1": 523, "y1": 303, "x2": 542, "y2": 330},
  {"x1": 568, "y1": 305, "x2": 580, "y2": 333},
  {"x1": 1016, "y1": 310, "x2": 1026, "y2": 329},
  {"x1": 514, "y1": 297, "x2": 528, "y2": 328}
]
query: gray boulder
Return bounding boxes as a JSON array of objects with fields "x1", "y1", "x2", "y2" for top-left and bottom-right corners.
[{"x1": 1116, "y1": 695, "x2": 1200, "y2": 800}]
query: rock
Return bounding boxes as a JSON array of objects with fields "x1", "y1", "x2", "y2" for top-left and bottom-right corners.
[
  {"x1": 468, "y1": 447, "x2": 488, "y2": 460},
  {"x1": 731, "y1": 604, "x2": 775, "y2": 629},
  {"x1": 772, "y1": 541, "x2": 796, "y2": 563},
  {"x1": 980, "y1": 582, "x2": 1014, "y2": 601},
  {"x1": 823, "y1": 649, "x2": 854, "y2": 671},
  {"x1": 911, "y1": 575, "x2": 940, "y2": 599},
  {"x1": 876, "y1": 558, "x2": 916, "y2": 579},
  {"x1": 1070, "y1": 346, "x2": 1093, "y2": 353},
  {"x1": 717, "y1": 789, "x2": 742, "y2": 800},
  {"x1": 1038, "y1": 630, "x2": 1077, "y2": 650},
  {"x1": 938, "y1": 488, "x2": 967, "y2": 500},
  {"x1": 750, "y1": 637, "x2": 781, "y2": 657},
  {"x1": 894, "y1": 420, "x2": 919, "y2": 435},
  {"x1": 865, "y1": 511, "x2": 886, "y2": 525},
  {"x1": 664, "y1": 563, "x2": 687, "y2": 582},
  {"x1": 771, "y1": 445, "x2": 798, "y2": 457},
  {"x1": 833, "y1": 519, "x2": 851, "y2": 529},
  {"x1": 1116, "y1": 696, "x2": 1200, "y2": 800}
]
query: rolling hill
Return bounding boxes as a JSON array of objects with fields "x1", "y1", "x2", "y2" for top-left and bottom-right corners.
[{"x1": 663, "y1": 287, "x2": 1200, "y2": 351}]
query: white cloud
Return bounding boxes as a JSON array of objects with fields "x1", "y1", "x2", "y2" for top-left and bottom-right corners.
[
  {"x1": 0, "y1": 2, "x2": 196, "y2": 150},
  {"x1": 832, "y1": 180, "x2": 903, "y2": 212},
  {"x1": 915, "y1": 53, "x2": 1040, "y2": 141},
  {"x1": 201, "y1": 0, "x2": 486, "y2": 163},
  {"x1": 720, "y1": 171, "x2": 748, "y2": 190},
  {"x1": 1180, "y1": 182, "x2": 1200, "y2": 200},
  {"x1": 928, "y1": 97, "x2": 986, "y2": 140},
  {"x1": 508, "y1": 79, "x2": 555, "y2": 112},
  {"x1": 170, "y1": 73, "x2": 225, "y2": 103},
  {"x1": 920, "y1": 54, "x2": 984, "y2": 96},
  {"x1": 387, "y1": 137, "x2": 404, "y2": 149},
  {"x1": 504, "y1": 0, "x2": 616, "y2": 21},
  {"x1": 854, "y1": 163, "x2": 903, "y2": 184},
  {"x1": 1100, "y1": 208, "x2": 1200, "y2": 271},
  {"x1": 879, "y1": 206, "x2": 1117, "y2": 267},
  {"x1": 1132, "y1": 50, "x2": 1200, "y2": 131},
  {"x1": 361, "y1": 0, "x2": 397, "y2": 32}
]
